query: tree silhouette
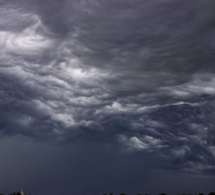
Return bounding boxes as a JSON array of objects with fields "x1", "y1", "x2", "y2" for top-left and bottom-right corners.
[{"x1": 208, "y1": 192, "x2": 215, "y2": 195}]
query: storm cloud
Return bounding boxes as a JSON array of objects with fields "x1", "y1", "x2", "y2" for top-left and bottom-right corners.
[{"x1": 1, "y1": 0, "x2": 215, "y2": 182}]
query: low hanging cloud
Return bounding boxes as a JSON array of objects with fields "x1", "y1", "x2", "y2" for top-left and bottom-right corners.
[{"x1": 1, "y1": 0, "x2": 215, "y2": 174}]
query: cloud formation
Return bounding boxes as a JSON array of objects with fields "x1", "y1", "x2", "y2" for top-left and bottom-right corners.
[{"x1": 1, "y1": 0, "x2": 215, "y2": 174}]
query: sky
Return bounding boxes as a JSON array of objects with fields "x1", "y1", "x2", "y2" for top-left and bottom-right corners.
[{"x1": 1, "y1": 0, "x2": 215, "y2": 195}]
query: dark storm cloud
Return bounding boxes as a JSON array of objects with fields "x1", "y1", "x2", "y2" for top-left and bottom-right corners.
[{"x1": 1, "y1": 0, "x2": 215, "y2": 175}]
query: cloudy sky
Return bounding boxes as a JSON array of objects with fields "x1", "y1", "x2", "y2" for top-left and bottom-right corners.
[{"x1": 1, "y1": 0, "x2": 215, "y2": 194}]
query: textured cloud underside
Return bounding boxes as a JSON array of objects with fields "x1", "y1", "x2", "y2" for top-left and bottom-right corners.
[{"x1": 1, "y1": 0, "x2": 215, "y2": 174}]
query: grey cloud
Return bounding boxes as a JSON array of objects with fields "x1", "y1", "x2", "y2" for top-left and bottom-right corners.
[{"x1": 1, "y1": 0, "x2": 215, "y2": 175}]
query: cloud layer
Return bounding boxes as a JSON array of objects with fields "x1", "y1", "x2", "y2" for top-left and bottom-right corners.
[{"x1": 1, "y1": 0, "x2": 215, "y2": 174}]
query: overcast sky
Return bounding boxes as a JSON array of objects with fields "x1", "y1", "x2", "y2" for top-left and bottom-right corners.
[{"x1": 1, "y1": 0, "x2": 215, "y2": 195}]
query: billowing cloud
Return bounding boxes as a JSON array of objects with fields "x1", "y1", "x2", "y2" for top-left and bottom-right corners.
[{"x1": 1, "y1": 0, "x2": 215, "y2": 175}]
